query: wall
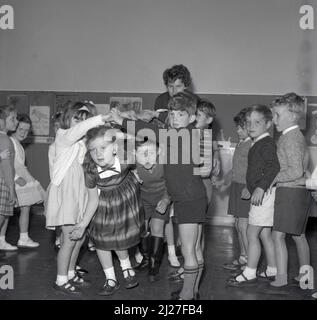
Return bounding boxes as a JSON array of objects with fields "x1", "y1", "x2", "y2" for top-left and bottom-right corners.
[{"x1": 0, "y1": 0, "x2": 316, "y2": 95}]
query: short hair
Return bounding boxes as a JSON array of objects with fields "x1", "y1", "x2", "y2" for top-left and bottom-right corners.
[
  {"x1": 0, "y1": 105, "x2": 16, "y2": 120},
  {"x1": 163, "y1": 64, "x2": 192, "y2": 87},
  {"x1": 167, "y1": 92, "x2": 198, "y2": 116},
  {"x1": 60, "y1": 101, "x2": 93, "y2": 129},
  {"x1": 234, "y1": 107, "x2": 248, "y2": 127},
  {"x1": 271, "y1": 92, "x2": 305, "y2": 121},
  {"x1": 246, "y1": 104, "x2": 273, "y2": 123},
  {"x1": 197, "y1": 99, "x2": 216, "y2": 119},
  {"x1": 17, "y1": 113, "x2": 32, "y2": 126}
]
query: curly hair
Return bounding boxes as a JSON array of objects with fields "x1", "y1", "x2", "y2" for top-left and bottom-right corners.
[
  {"x1": 0, "y1": 105, "x2": 16, "y2": 120},
  {"x1": 167, "y1": 91, "x2": 198, "y2": 116},
  {"x1": 271, "y1": 92, "x2": 305, "y2": 121},
  {"x1": 233, "y1": 107, "x2": 248, "y2": 127},
  {"x1": 197, "y1": 99, "x2": 216, "y2": 119},
  {"x1": 163, "y1": 64, "x2": 192, "y2": 87}
]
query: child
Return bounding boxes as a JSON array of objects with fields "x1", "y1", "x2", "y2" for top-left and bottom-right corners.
[
  {"x1": 45, "y1": 102, "x2": 108, "y2": 294},
  {"x1": 227, "y1": 104, "x2": 280, "y2": 286},
  {"x1": 112, "y1": 92, "x2": 208, "y2": 300},
  {"x1": 270, "y1": 93, "x2": 311, "y2": 288},
  {"x1": 223, "y1": 108, "x2": 251, "y2": 271},
  {"x1": 70, "y1": 125, "x2": 143, "y2": 296},
  {"x1": 0, "y1": 105, "x2": 18, "y2": 254},
  {"x1": 134, "y1": 139, "x2": 171, "y2": 282},
  {"x1": 0, "y1": 114, "x2": 45, "y2": 250}
]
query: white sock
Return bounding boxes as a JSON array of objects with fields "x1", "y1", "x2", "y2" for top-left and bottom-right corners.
[
  {"x1": 119, "y1": 257, "x2": 135, "y2": 278},
  {"x1": 20, "y1": 232, "x2": 29, "y2": 241},
  {"x1": 68, "y1": 270, "x2": 75, "y2": 280},
  {"x1": 103, "y1": 267, "x2": 116, "y2": 285},
  {"x1": 167, "y1": 245, "x2": 177, "y2": 257},
  {"x1": 0, "y1": 236, "x2": 5, "y2": 242},
  {"x1": 236, "y1": 267, "x2": 256, "y2": 282},
  {"x1": 135, "y1": 251, "x2": 143, "y2": 264},
  {"x1": 56, "y1": 275, "x2": 68, "y2": 286},
  {"x1": 266, "y1": 266, "x2": 277, "y2": 276}
]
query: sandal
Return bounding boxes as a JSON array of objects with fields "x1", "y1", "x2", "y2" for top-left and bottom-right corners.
[
  {"x1": 75, "y1": 265, "x2": 89, "y2": 275},
  {"x1": 98, "y1": 279, "x2": 120, "y2": 296},
  {"x1": 223, "y1": 257, "x2": 247, "y2": 271},
  {"x1": 69, "y1": 273, "x2": 90, "y2": 287},
  {"x1": 168, "y1": 269, "x2": 184, "y2": 283},
  {"x1": 257, "y1": 270, "x2": 276, "y2": 281},
  {"x1": 226, "y1": 272, "x2": 258, "y2": 287},
  {"x1": 53, "y1": 281, "x2": 81, "y2": 294},
  {"x1": 123, "y1": 268, "x2": 139, "y2": 289}
]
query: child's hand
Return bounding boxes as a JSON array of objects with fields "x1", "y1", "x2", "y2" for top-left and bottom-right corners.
[
  {"x1": 15, "y1": 177, "x2": 27, "y2": 187},
  {"x1": 69, "y1": 221, "x2": 87, "y2": 241},
  {"x1": 101, "y1": 113, "x2": 113, "y2": 123},
  {"x1": 212, "y1": 157, "x2": 221, "y2": 176},
  {"x1": 251, "y1": 187, "x2": 264, "y2": 206},
  {"x1": 8, "y1": 187, "x2": 18, "y2": 206},
  {"x1": 156, "y1": 198, "x2": 170, "y2": 214},
  {"x1": 137, "y1": 110, "x2": 159, "y2": 122},
  {"x1": 110, "y1": 109, "x2": 124, "y2": 125},
  {"x1": 241, "y1": 187, "x2": 251, "y2": 200},
  {"x1": 0, "y1": 148, "x2": 11, "y2": 160}
]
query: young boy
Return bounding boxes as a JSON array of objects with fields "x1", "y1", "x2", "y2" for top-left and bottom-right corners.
[
  {"x1": 227, "y1": 104, "x2": 280, "y2": 286},
  {"x1": 112, "y1": 92, "x2": 207, "y2": 299},
  {"x1": 223, "y1": 108, "x2": 251, "y2": 271},
  {"x1": 0, "y1": 105, "x2": 18, "y2": 255},
  {"x1": 270, "y1": 93, "x2": 311, "y2": 288}
]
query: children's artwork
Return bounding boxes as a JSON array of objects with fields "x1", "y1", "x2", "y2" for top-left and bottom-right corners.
[
  {"x1": 306, "y1": 103, "x2": 317, "y2": 147},
  {"x1": 29, "y1": 106, "x2": 50, "y2": 136},
  {"x1": 7, "y1": 95, "x2": 29, "y2": 114},
  {"x1": 109, "y1": 97, "x2": 142, "y2": 112},
  {"x1": 95, "y1": 104, "x2": 110, "y2": 115}
]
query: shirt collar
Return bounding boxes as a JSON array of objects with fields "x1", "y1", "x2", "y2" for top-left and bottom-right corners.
[
  {"x1": 282, "y1": 125, "x2": 298, "y2": 135},
  {"x1": 253, "y1": 132, "x2": 269, "y2": 144}
]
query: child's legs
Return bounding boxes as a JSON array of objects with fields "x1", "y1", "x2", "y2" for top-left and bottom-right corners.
[
  {"x1": 0, "y1": 215, "x2": 5, "y2": 231},
  {"x1": 96, "y1": 249, "x2": 113, "y2": 269},
  {"x1": 195, "y1": 223, "x2": 203, "y2": 263},
  {"x1": 165, "y1": 217, "x2": 176, "y2": 246},
  {"x1": 19, "y1": 206, "x2": 30, "y2": 234},
  {"x1": 115, "y1": 250, "x2": 129, "y2": 261},
  {"x1": 69, "y1": 235, "x2": 86, "y2": 272},
  {"x1": 57, "y1": 225, "x2": 77, "y2": 276},
  {"x1": 179, "y1": 223, "x2": 199, "y2": 267},
  {"x1": 259, "y1": 227, "x2": 276, "y2": 268},
  {"x1": 150, "y1": 218, "x2": 165, "y2": 238},
  {"x1": 272, "y1": 230, "x2": 287, "y2": 275},
  {"x1": 292, "y1": 233, "x2": 310, "y2": 268},
  {"x1": 246, "y1": 225, "x2": 263, "y2": 269},
  {"x1": 0, "y1": 217, "x2": 9, "y2": 236},
  {"x1": 237, "y1": 218, "x2": 248, "y2": 257}
]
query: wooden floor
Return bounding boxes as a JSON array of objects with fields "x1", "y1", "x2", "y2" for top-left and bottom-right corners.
[{"x1": 0, "y1": 211, "x2": 316, "y2": 300}]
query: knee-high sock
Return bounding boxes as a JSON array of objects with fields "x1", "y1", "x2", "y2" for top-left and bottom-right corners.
[
  {"x1": 194, "y1": 261, "x2": 204, "y2": 294},
  {"x1": 179, "y1": 266, "x2": 199, "y2": 300}
]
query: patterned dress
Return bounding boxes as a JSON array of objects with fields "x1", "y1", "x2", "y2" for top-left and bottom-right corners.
[{"x1": 86, "y1": 162, "x2": 144, "y2": 251}]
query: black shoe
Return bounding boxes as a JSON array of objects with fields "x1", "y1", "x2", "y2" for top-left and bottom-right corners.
[
  {"x1": 98, "y1": 279, "x2": 120, "y2": 296},
  {"x1": 148, "y1": 236, "x2": 164, "y2": 282},
  {"x1": 123, "y1": 268, "x2": 139, "y2": 289},
  {"x1": 135, "y1": 256, "x2": 150, "y2": 271}
]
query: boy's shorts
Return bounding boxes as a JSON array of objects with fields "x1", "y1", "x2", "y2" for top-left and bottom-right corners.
[
  {"x1": 143, "y1": 203, "x2": 170, "y2": 222},
  {"x1": 0, "y1": 178, "x2": 14, "y2": 217}
]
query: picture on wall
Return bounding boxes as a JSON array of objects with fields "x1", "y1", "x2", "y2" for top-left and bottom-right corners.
[
  {"x1": 29, "y1": 106, "x2": 50, "y2": 136},
  {"x1": 306, "y1": 103, "x2": 317, "y2": 147},
  {"x1": 109, "y1": 96, "x2": 142, "y2": 113}
]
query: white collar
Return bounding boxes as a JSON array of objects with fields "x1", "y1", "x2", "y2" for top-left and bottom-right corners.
[
  {"x1": 97, "y1": 156, "x2": 121, "y2": 179},
  {"x1": 282, "y1": 125, "x2": 298, "y2": 135},
  {"x1": 253, "y1": 132, "x2": 269, "y2": 143}
]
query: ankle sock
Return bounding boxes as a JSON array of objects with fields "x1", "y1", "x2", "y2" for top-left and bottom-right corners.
[
  {"x1": 103, "y1": 267, "x2": 116, "y2": 286},
  {"x1": 20, "y1": 233, "x2": 29, "y2": 241},
  {"x1": 235, "y1": 266, "x2": 256, "y2": 282},
  {"x1": 270, "y1": 274, "x2": 288, "y2": 287},
  {"x1": 179, "y1": 266, "x2": 199, "y2": 300},
  {"x1": 68, "y1": 270, "x2": 75, "y2": 280},
  {"x1": 135, "y1": 251, "x2": 143, "y2": 264},
  {"x1": 167, "y1": 245, "x2": 177, "y2": 257},
  {"x1": 56, "y1": 275, "x2": 68, "y2": 286},
  {"x1": 119, "y1": 257, "x2": 135, "y2": 278}
]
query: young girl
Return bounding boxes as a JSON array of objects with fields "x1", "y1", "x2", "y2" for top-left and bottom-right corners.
[
  {"x1": 227, "y1": 105, "x2": 280, "y2": 286},
  {"x1": 45, "y1": 102, "x2": 108, "y2": 294},
  {"x1": 70, "y1": 125, "x2": 143, "y2": 296},
  {"x1": 0, "y1": 114, "x2": 45, "y2": 250},
  {"x1": 222, "y1": 108, "x2": 251, "y2": 271}
]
